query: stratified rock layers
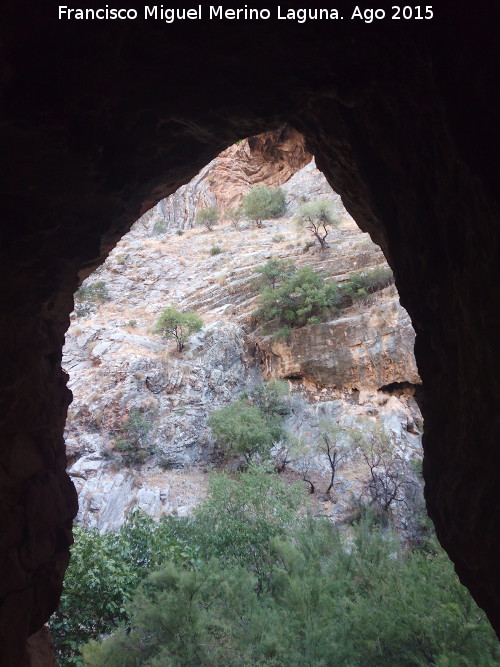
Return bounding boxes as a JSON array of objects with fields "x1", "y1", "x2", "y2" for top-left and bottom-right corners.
[{"x1": 258, "y1": 296, "x2": 419, "y2": 390}]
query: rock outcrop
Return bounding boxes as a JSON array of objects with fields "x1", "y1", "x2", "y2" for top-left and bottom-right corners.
[
  {"x1": 257, "y1": 290, "x2": 419, "y2": 390},
  {"x1": 62, "y1": 157, "x2": 422, "y2": 532},
  {"x1": 147, "y1": 125, "x2": 310, "y2": 231}
]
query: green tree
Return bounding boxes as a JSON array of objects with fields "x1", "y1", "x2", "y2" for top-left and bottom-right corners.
[
  {"x1": 196, "y1": 205, "x2": 218, "y2": 231},
  {"x1": 254, "y1": 258, "x2": 296, "y2": 290},
  {"x1": 50, "y1": 512, "x2": 200, "y2": 666},
  {"x1": 294, "y1": 198, "x2": 341, "y2": 249},
  {"x1": 153, "y1": 306, "x2": 203, "y2": 351},
  {"x1": 189, "y1": 466, "x2": 304, "y2": 575},
  {"x1": 242, "y1": 185, "x2": 287, "y2": 227},
  {"x1": 209, "y1": 399, "x2": 285, "y2": 463},
  {"x1": 244, "y1": 379, "x2": 291, "y2": 417},
  {"x1": 253, "y1": 264, "x2": 339, "y2": 330},
  {"x1": 82, "y1": 518, "x2": 500, "y2": 667},
  {"x1": 224, "y1": 205, "x2": 243, "y2": 230}
]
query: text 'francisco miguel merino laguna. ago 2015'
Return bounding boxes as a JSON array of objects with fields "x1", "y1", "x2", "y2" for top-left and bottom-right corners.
[{"x1": 58, "y1": 5, "x2": 421, "y2": 24}]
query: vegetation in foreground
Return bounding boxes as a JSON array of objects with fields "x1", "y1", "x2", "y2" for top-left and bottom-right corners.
[{"x1": 52, "y1": 467, "x2": 499, "y2": 667}]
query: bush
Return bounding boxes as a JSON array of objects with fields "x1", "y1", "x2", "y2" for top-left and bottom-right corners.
[
  {"x1": 176, "y1": 229, "x2": 184, "y2": 236},
  {"x1": 51, "y1": 511, "x2": 199, "y2": 667},
  {"x1": 209, "y1": 245, "x2": 222, "y2": 255},
  {"x1": 254, "y1": 258, "x2": 296, "y2": 290},
  {"x1": 272, "y1": 233, "x2": 285, "y2": 243},
  {"x1": 225, "y1": 206, "x2": 243, "y2": 230},
  {"x1": 74, "y1": 280, "x2": 111, "y2": 317},
  {"x1": 342, "y1": 266, "x2": 394, "y2": 304},
  {"x1": 152, "y1": 219, "x2": 167, "y2": 235},
  {"x1": 242, "y1": 185, "x2": 287, "y2": 227},
  {"x1": 82, "y1": 516, "x2": 500, "y2": 667},
  {"x1": 153, "y1": 306, "x2": 203, "y2": 352},
  {"x1": 209, "y1": 399, "x2": 285, "y2": 463},
  {"x1": 253, "y1": 264, "x2": 339, "y2": 330},
  {"x1": 196, "y1": 206, "x2": 218, "y2": 231},
  {"x1": 244, "y1": 379, "x2": 291, "y2": 417},
  {"x1": 294, "y1": 198, "x2": 341, "y2": 248},
  {"x1": 113, "y1": 408, "x2": 154, "y2": 465}
]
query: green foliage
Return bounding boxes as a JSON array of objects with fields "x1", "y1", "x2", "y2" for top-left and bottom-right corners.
[
  {"x1": 342, "y1": 266, "x2": 395, "y2": 303},
  {"x1": 126, "y1": 319, "x2": 137, "y2": 328},
  {"x1": 83, "y1": 516, "x2": 499, "y2": 667},
  {"x1": 242, "y1": 185, "x2": 287, "y2": 227},
  {"x1": 253, "y1": 264, "x2": 339, "y2": 330},
  {"x1": 294, "y1": 198, "x2": 341, "y2": 248},
  {"x1": 51, "y1": 511, "x2": 200, "y2": 666},
  {"x1": 254, "y1": 258, "x2": 296, "y2": 290},
  {"x1": 196, "y1": 206, "x2": 218, "y2": 231},
  {"x1": 350, "y1": 419, "x2": 417, "y2": 516},
  {"x1": 187, "y1": 466, "x2": 305, "y2": 576},
  {"x1": 209, "y1": 245, "x2": 222, "y2": 255},
  {"x1": 176, "y1": 229, "x2": 184, "y2": 236},
  {"x1": 244, "y1": 379, "x2": 291, "y2": 417},
  {"x1": 153, "y1": 306, "x2": 203, "y2": 351},
  {"x1": 225, "y1": 206, "x2": 243, "y2": 230},
  {"x1": 152, "y1": 219, "x2": 167, "y2": 235},
  {"x1": 272, "y1": 233, "x2": 285, "y2": 243},
  {"x1": 113, "y1": 408, "x2": 153, "y2": 465},
  {"x1": 74, "y1": 281, "x2": 111, "y2": 317},
  {"x1": 209, "y1": 399, "x2": 285, "y2": 463},
  {"x1": 272, "y1": 325, "x2": 292, "y2": 342}
]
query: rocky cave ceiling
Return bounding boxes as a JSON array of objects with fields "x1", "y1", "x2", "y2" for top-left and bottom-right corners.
[{"x1": 0, "y1": 1, "x2": 499, "y2": 663}]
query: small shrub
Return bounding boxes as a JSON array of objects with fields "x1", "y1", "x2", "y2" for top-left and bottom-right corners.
[
  {"x1": 242, "y1": 185, "x2": 287, "y2": 227},
  {"x1": 113, "y1": 409, "x2": 154, "y2": 465},
  {"x1": 158, "y1": 456, "x2": 177, "y2": 470},
  {"x1": 272, "y1": 234, "x2": 285, "y2": 243},
  {"x1": 176, "y1": 229, "x2": 184, "y2": 236},
  {"x1": 196, "y1": 206, "x2": 218, "y2": 231},
  {"x1": 209, "y1": 399, "x2": 286, "y2": 463},
  {"x1": 153, "y1": 306, "x2": 203, "y2": 352},
  {"x1": 254, "y1": 258, "x2": 296, "y2": 290},
  {"x1": 302, "y1": 239, "x2": 316, "y2": 252},
  {"x1": 225, "y1": 206, "x2": 243, "y2": 230},
  {"x1": 152, "y1": 219, "x2": 167, "y2": 235},
  {"x1": 116, "y1": 254, "x2": 127, "y2": 265},
  {"x1": 244, "y1": 379, "x2": 291, "y2": 417},
  {"x1": 272, "y1": 325, "x2": 292, "y2": 342},
  {"x1": 126, "y1": 319, "x2": 137, "y2": 328},
  {"x1": 74, "y1": 280, "x2": 111, "y2": 317},
  {"x1": 209, "y1": 245, "x2": 222, "y2": 255},
  {"x1": 342, "y1": 266, "x2": 394, "y2": 304},
  {"x1": 294, "y1": 198, "x2": 341, "y2": 249}
]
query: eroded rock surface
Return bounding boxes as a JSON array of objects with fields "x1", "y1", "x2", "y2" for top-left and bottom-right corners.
[{"x1": 63, "y1": 158, "x2": 422, "y2": 533}]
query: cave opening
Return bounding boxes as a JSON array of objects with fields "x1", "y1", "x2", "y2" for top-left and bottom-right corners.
[{"x1": 50, "y1": 134, "x2": 497, "y2": 664}]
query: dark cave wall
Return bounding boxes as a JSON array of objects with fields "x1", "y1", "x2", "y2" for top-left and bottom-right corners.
[{"x1": 0, "y1": 2, "x2": 498, "y2": 662}]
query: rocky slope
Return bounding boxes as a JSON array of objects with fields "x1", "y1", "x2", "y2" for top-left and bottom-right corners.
[
  {"x1": 146, "y1": 125, "x2": 310, "y2": 232},
  {"x1": 64, "y1": 154, "x2": 422, "y2": 531}
]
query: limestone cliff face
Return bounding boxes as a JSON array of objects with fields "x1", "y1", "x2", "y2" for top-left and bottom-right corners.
[
  {"x1": 257, "y1": 290, "x2": 419, "y2": 390},
  {"x1": 63, "y1": 155, "x2": 422, "y2": 531},
  {"x1": 147, "y1": 125, "x2": 310, "y2": 231}
]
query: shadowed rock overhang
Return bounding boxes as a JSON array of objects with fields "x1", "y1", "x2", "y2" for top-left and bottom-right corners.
[{"x1": 0, "y1": 2, "x2": 499, "y2": 662}]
